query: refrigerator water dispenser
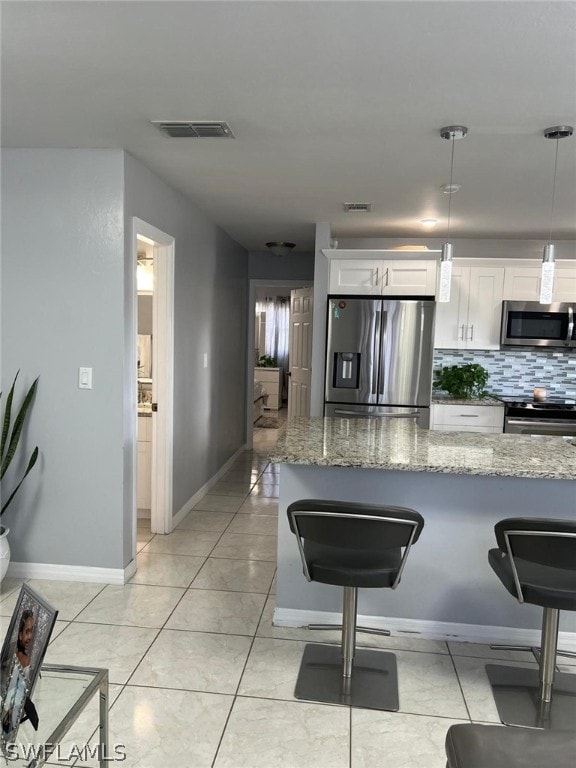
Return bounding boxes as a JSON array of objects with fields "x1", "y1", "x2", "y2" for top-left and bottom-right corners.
[{"x1": 333, "y1": 352, "x2": 360, "y2": 388}]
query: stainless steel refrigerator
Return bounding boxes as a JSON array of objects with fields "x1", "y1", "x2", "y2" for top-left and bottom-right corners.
[{"x1": 324, "y1": 297, "x2": 435, "y2": 428}]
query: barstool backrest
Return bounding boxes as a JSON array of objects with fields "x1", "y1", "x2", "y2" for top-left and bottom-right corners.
[
  {"x1": 287, "y1": 499, "x2": 424, "y2": 588},
  {"x1": 494, "y1": 517, "x2": 576, "y2": 603}
]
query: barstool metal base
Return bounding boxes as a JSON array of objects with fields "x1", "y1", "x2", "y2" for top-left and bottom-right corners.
[
  {"x1": 294, "y1": 643, "x2": 399, "y2": 711},
  {"x1": 486, "y1": 664, "x2": 576, "y2": 730}
]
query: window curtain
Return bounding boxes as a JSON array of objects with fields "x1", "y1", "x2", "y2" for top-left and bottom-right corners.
[{"x1": 256, "y1": 296, "x2": 290, "y2": 382}]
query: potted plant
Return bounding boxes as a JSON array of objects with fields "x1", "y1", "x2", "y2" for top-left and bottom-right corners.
[
  {"x1": 257, "y1": 354, "x2": 278, "y2": 368},
  {"x1": 0, "y1": 372, "x2": 39, "y2": 582},
  {"x1": 433, "y1": 363, "x2": 489, "y2": 400}
]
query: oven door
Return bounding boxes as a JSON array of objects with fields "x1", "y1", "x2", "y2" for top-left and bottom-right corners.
[{"x1": 504, "y1": 417, "x2": 576, "y2": 437}]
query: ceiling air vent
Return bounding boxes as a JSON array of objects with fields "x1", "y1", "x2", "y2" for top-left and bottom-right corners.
[
  {"x1": 152, "y1": 121, "x2": 235, "y2": 138},
  {"x1": 343, "y1": 202, "x2": 372, "y2": 212}
]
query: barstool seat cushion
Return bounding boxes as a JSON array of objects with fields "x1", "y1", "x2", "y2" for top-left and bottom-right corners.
[
  {"x1": 303, "y1": 540, "x2": 401, "y2": 588},
  {"x1": 445, "y1": 723, "x2": 576, "y2": 768},
  {"x1": 488, "y1": 548, "x2": 576, "y2": 611}
]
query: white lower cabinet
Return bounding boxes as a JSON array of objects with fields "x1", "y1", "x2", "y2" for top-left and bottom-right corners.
[
  {"x1": 254, "y1": 367, "x2": 283, "y2": 410},
  {"x1": 137, "y1": 416, "x2": 152, "y2": 509},
  {"x1": 431, "y1": 404, "x2": 504, "y2": 433}
]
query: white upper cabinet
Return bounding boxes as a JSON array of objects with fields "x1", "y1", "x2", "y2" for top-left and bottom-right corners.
[
  {"x1": 503, "y1": 265, "x2": 576, "y2": 303},
  {"x1": 380, "y1": 260, "x2": 437, "y2": 295},
  {"x1": 435, "y1": 265, "x2": 504, "y2": 350},
  {"x1": 329, "y1": 259, "x2": 381, "y2": 294},
  {"x1": 327, "y1": 252, "x2": 437, "y2": 296}
]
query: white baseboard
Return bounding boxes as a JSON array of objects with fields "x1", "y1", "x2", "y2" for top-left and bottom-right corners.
[
  {"x1": 7, "y1": 560, "x2": 134, "y2": 586},
  {"x1": 171, "y1": 443, "x2": 248, "y2": 529},
  {"x1": 6, "y1": 446, "x2": 250, "y2": 584},
  {"x1": 273, "y1": 607, "x2": 576, "y2": 652}
]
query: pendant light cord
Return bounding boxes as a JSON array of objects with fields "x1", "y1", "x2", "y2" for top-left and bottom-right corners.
[
  {"x1": 548, "y1": 137, "x2": 559, "y2": 245},
  {"x1": 447, "y1": 135, "x2": 456, "y2": 240}
]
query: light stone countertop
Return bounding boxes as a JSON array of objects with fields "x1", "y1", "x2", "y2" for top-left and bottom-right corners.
[
  {"x1": 269, "y1": 417, "x2": 576, "y2": 480},
  {"x1": 431, "y1": 396, "x2": 503, "y2": 406}
]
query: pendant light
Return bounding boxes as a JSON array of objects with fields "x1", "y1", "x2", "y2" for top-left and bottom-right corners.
[
  {"x1": 540, "y1": 126, "x2": 573, "y2": 304},
  {"x1": 438, "y1": 126, "x2": 468, "y2": 302}
]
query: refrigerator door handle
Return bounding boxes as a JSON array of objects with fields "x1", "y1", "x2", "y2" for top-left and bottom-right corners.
[
  {"x1": 378, "y1": 311, "x2": 387, "y2": 396},
  {"x1": 371, "y1": 310, "x2": 381, "y2": 395},
  {"x1": 333, "y1": 409, "x2": 421, "y2": 419}
]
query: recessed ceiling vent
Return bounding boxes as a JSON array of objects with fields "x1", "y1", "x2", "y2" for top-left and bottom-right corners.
[
  {"x1": 152, "y1": 121, "x2": 235, "y2": 138},
  {"x1": 343, "y1": 202, "x2": 372, "y2": 212}
]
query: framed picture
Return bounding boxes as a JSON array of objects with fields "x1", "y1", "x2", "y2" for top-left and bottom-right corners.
[
  {"x1": 0, "y1": 657, "x2": 28, "y2": 747},
  {"x1": 0, "y1": 585, "x2": 58, "y2": 703}
]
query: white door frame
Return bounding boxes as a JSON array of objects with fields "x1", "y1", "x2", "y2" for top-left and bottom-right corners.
[
  {"x1": 246, "y1": 279, "x2": 312, "y2": 447},
  {"x1": 132, "y1": 218, "x2": 175, "y2": 545}
]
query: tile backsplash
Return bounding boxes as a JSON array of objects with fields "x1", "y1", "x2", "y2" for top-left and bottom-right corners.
[{"x1": 434, "y1": 348, "x2": 576, "y2": 400}]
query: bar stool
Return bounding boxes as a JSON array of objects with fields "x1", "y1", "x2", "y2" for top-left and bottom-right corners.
[
  {"x1": 445, "y1": 723, "x2": 576, "y2": 768},
  {"x1": 287, "y1": 498, "x2": 424, "y2": 711},
  {"x1": 486, "y1": 517, "x2": 576, "y2": 729}
]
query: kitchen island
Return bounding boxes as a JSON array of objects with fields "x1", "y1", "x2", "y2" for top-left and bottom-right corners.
[{"x1": 269, "y1": 417, "x2": 576, "y2": 647}]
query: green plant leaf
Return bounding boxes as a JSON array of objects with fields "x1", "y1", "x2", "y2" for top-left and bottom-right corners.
[
  {"x1": 258, "y1": 355, "x2": 278, "y2": 368},
  {"x1": 433, "y1": 363, "x2": 489, "y2": 400},
  {"x1": 1, "y1": 446, "x2": 39, "y2": 516},
  {"x1": 0, "y1": 376, "x2": 39, "y2": 479},
  {"x1": 0, "y1": 371, "x2": 19, "y2": 465}
]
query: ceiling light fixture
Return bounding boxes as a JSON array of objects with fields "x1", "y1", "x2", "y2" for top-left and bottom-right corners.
[
  {"x1": 266, "y1": 242, "x2": 296, "y2": 257},
  {"x1": 438, "y1": 125, "x2": 468, "y2": 303},
  {"x1": 540, "y1": 125, "x2": 573, "y2": 304}
]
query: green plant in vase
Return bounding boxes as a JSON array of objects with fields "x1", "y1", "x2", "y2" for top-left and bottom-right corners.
[{"x1": 433, "y1": 363, "x2": 489, "y2": 400}]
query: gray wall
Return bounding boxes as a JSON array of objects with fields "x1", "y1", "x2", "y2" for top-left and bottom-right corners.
[
  {"x1": 124, "y1": 154, "x2": 248, "y2": 525},
  {"x1": 249, "y1": 250, "x2": 314, "y2": 281},
  {"x1": 1, "y1": 149, "x2": 126, "y2": 568},
  {"x1": 1, "y1": 149, "x2": 248, "y2": 571}
]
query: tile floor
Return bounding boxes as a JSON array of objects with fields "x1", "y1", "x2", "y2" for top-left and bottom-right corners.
[{"x1": 1, "y1": 412, "x2": 574, "y2": 766}]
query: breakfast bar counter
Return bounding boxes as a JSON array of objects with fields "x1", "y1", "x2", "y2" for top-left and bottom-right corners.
[{"x1": 269, "y1": 418, "x2": 576, "y2": 645}]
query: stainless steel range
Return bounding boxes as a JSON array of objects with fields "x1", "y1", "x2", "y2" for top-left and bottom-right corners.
[{"x1": 503, "y1": 399, "x2": 576, "y2": 437}]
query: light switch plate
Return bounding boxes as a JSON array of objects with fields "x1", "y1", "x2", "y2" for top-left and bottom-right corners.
[{"x1": 78, "y1": 367, "x2": 93, "y2": 389}]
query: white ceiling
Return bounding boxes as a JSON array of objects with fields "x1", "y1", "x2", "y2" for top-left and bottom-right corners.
[{"x1": 2, "y1": 1, "x2": 576, "y2": 252}]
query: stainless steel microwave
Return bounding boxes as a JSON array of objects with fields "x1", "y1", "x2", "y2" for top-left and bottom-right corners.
[{"x1": 501, "y1": 301, "x2": 576, "y2": 348}]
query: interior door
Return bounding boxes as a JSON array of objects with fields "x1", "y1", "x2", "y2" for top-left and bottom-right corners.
[{"x1": 288, "y1": 287, "x2": 313, "y2": 419}]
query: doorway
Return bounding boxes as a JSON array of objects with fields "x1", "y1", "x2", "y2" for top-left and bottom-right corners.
[
  {"x1": 246, "y1": 279, "x2": 312, "y2": 449},
  {"x1": 131, "y1": 218, "x2": 175, "y2": 563}
]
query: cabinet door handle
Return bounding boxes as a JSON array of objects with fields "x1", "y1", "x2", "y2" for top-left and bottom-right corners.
[
  {"x1": 459, "y1": 324, "x2": 466, "y2": 340},
  {"x1": 458, "y1": 414, "x2": 479, "y2": 418},
  {"x1": 468, "y1": 325, "x2": 474, "y2": 341}
]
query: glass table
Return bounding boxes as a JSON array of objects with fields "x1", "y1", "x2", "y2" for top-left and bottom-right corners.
[{"x1": 4, "y1": 664, "x2": 108, "y2": 767}]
